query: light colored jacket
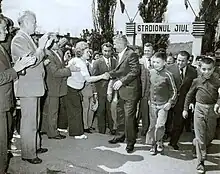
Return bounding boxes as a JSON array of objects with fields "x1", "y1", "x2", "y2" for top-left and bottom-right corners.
[{"x1": 11, "y1": 30, "x2": 46, "y2": 97}]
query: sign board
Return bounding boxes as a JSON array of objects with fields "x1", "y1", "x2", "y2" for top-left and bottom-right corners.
[{"x1": 135, "y1": 23, "x2": 193, "y2": 35}]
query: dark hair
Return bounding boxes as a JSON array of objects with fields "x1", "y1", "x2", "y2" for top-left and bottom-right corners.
[
  {"x1": 154, "y1": 52, "x2": 167, "y2": 61},
  {"x1": 144, "y1": 42, "x2": 153, "y2": 48},
  {"x1": 200, "y1": 56, "x2": 215, "y2": 66},
  {"x1": 101, "y1": 42, "x2": 113, "y2": 50},
  {"x1": 158, "y1": 48, "x2": 166, "y2": 53},
  {"x1": 178, "y1": 51, "x2": 190, "y2": 60},
  {"x1": 63, "y1": 47, "x2": 72, "y2": 56},
  {"x1": 93, "y1": 51, "x2": 100, "y2": 60}
]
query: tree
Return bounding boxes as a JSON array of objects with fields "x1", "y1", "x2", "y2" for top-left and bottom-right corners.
[
  {"x1": 198, "y1": 0, "x2": 220, "y2": 54},
  {"x1": 138, "y1": 0, "x2": 169, "y2": 51},
  {"x1": 92, "y1": 0, "x2": 117, "y2": 44}
]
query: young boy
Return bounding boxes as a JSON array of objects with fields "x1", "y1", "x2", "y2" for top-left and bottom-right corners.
[
  {"x1": 146, "y1": 52, "x2": 177, "y2": 155},
  {"x1": 183, "y1": 56, "x2": 220, "y2": 174}
]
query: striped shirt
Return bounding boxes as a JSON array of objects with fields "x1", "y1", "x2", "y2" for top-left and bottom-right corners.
[{"x1": 149, "y1": 67, "x2": 177, "y2": 105}]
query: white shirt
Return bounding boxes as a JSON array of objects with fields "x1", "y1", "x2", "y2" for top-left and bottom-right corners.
[
  {"x1": 118, "y1": 47, "x2": 127, "y2": 63},
  {"x1": 103, "y1": 56, "x2": 111, "y2": 68},
  {"x1": 67, "y1": 57, "x2": 90, "y2": 90},
  {"x1": 139, "y1": 56, "x2": 151, "y2": 69}
]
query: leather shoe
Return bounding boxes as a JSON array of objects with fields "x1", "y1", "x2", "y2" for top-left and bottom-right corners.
[
  {"x1": 48, "y1": 134, "x2": 66, "y2": 140},
  {"x1": 37, "y1": 148, "x2": 48, "y2": 154},
  {"x1": 126, "y1": 145, "x2": 134, "y2": 153},
  {"x1": 168, "y1": 143, "x2": 179, "y2": 150},
  {"x1": 108, "y1": 136, "x2": 125, "y2": 144},
  {"x1": 22, "y1": 157, "x2": 42, "y2": 164},
  {"x1": 84, "y1": 129, "x2": 92, "y2": 133}
]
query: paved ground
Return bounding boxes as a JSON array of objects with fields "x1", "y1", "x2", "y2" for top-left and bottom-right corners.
[{"x1": 8, "y1": 130, "x2": 220, "y2": 174}]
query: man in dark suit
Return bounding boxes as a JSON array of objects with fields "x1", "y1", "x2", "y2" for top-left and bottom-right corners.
[
  {"x1": 92, "y1": 42, "x2": 117, "y2": 134},
  {"x1": 0, "y1": 14, "x2": 36, "y2": 173},
  {"x1": 138, "y1": 43, "x2": 154, "y2": 136},
  {"x1": 167, "y1": 51, "x2": 197, "y2": 150},
  {"x1": 107, "y1": 35, "x2": 140, "y2": 153},
  {"x1": 42, "y1": 35, "x2": 79, "y2": 139}
]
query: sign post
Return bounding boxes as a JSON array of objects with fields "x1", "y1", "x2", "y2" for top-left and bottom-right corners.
[
  {"x1": 191, "y1": 21, "x2": 206, "y2": 65},
  {"x1": 126, "y1": 21, "x2": 205, "y2": 63},
  {"x1": 126, "y1": 22, "x2": 136, "y2": 46}
]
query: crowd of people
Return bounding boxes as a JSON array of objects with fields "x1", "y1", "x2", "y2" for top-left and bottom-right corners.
[{"x1": 0, "y1": 10, "x2": 220, "y2": 174}]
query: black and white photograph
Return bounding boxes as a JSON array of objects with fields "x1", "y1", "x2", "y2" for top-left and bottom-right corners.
[{"x1": 0, "y1": 0, "x2": 220, "y2": 173}]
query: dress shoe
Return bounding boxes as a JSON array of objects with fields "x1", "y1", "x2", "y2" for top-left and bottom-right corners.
[
  {"x1": 48, "y1": 134, "x2": 66, "y2": 140},
  {"x1": 39, "y1": 131, "x2": 47, "y2": 135},
  {"x1": 168, "y1": 143, "x2": 179, "y2": 150},
  {"x1": 8, "y1": 152, "x2": 13, "y2": 159},
  {"x1": 84, "y1": 129, "x2": 92, "y2": 133},
  {"x1": 89, "y1": 127, "x2": 95, "y2": 130},
  {"x1": 22, "y1": 157, "x2": 42, "y2": 164},
  {"x1": 37, "y1": 148, "x2": 48, "y2": 154},
  {"x1": 126, "y1": 145, "x2": 134, "y2": 153},
  {"x1": 108, "y1": 136, "x2": 125, "y2": 144}
]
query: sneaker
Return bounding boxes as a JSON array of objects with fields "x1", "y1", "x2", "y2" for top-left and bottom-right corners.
[
  {"x1": 149, "y1": 145, "x2": 157, "y2": 155},
  {"x1": 197, "y1": 162, "x2": 205, "y2": 174},
  {"x1": 157, "y1": 145, "x2": 164, "y2": 152},
  {"x1": 57, "y1": 128, "x2": 68, "y2": 133},
  {"x1": 74, "y1": 134, "x2": 87, "y2": 140}
]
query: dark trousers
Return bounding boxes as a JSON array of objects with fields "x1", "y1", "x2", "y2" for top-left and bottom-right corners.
[
  {"x1": 42, "y1": 96, "x2": 59, "y2": 137},
  {"x1": 0, "y1": 111, "x2": 8, "y2": 173},
  {"x1": 165, "y1": 108, "x2": 174, "y2": 137},
  {"x1": 137, "y1": 97, "x2": 149, "y2": 136},
  {"x1": 58, "y1": 96, "x2": 68, "y2": 129},
  {"x1": 170, "y1": 102, "x2": 193, "y2": 145},
  {"x1": 117, "y1": 97, "x2": 138, "y2": 146},
  {"x1": 96, "y1": 95, "x2": 113, "y2": 134},
  {"x1": 66, "y1": 87, "x2": 84, "y2": 136}
]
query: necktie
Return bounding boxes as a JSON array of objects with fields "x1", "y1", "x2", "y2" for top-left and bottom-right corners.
[
  {"x1": 107, "y1": 58, "x2": 111, "y2": 70},
  {"x1": 180, "y1": 68, "x2": 184, "y2": 80}
]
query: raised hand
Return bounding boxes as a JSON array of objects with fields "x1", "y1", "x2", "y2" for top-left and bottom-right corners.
[
  {"x1": 13, "y1": 56, "x2": 36, "y2": 72},
  {"x1": 38, "y1": 32, "x2": 55, "y2": 50},
  {"x1": 43, "y1": 59, "x2": 50, "y2": 66}
]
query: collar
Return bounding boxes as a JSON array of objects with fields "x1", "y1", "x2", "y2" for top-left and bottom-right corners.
[
  {"x1": 118, "y1": 47, "x2": 127, "y2": 57},
  {"x1": 156, "y1": 66, "x2": 165, "y2": 72}
]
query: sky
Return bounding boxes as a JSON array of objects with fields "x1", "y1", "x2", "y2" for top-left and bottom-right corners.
[{"x1": 2, "y1": 0, "x2": 201, "y2": 43}]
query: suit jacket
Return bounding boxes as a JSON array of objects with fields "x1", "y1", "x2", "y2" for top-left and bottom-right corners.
[
  {"x1": 45, "y1": 50, "x2": 71, "y2": 97},
  {"x1": 11, "y1": 30, "x2": 45, "y2": 97},
  {"x1": 109, "y1": 47, "x2": 140, "y2": 100},
  {"x1": 92, "y1": 56, "x2": 117, "y2": 97},
  {"x1": 0, "y1": 45, "x2": 16, "y2": 112},
  {"x1": 167, "y1": 63, "x2": 197, "y2": 107},
  {"x1": 140, "y1": 64, "x2": 150, "y2": 98}
]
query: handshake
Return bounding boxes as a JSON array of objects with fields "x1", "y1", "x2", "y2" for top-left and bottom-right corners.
[{"x1": 101, "y1": 72, "x2": 110, "y2": 80}]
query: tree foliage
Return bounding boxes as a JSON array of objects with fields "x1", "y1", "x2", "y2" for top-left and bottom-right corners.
[
  {"x1": 198, "y1": 0, "x2": 220, "y2": 54},
  {"x1": 138, "y1": 0, "x2": 169, "y2": 51}
]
